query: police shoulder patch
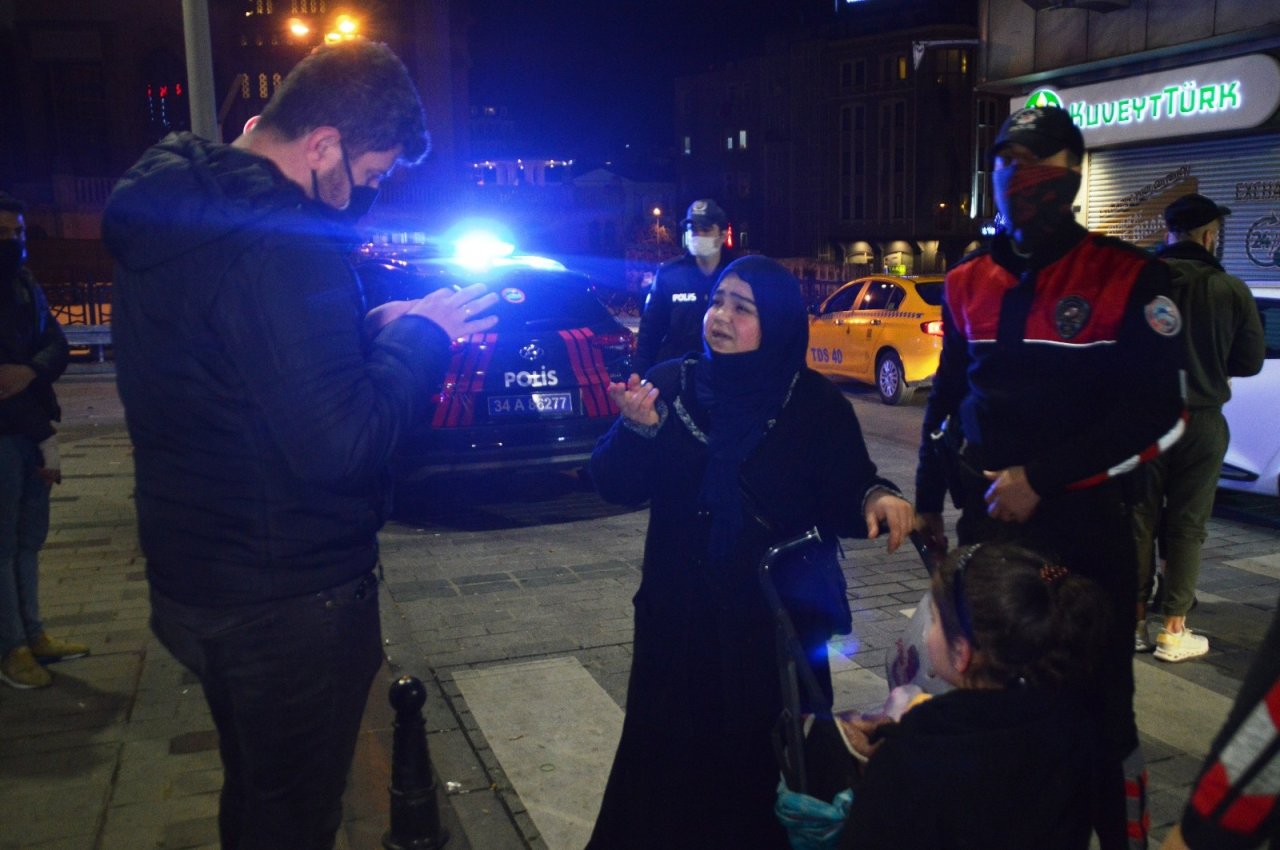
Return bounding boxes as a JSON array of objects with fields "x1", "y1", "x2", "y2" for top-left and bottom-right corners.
[{"x1": 1144, "y1": 295, "x2": 1182, "y2": 337}]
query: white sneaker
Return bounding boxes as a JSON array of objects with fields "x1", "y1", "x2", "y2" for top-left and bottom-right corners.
[{"x1": 1154, "y1": 628, "x2": 1209, "y2": 662}]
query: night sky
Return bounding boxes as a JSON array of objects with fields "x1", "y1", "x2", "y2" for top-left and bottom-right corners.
[{"x1": 465, "y1": 0, "x2": 833, "y2": 162}]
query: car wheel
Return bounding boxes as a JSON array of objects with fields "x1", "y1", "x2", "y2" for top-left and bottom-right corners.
[{"x1": 876, "y1": 351, "x2": 911, "y2": 405}]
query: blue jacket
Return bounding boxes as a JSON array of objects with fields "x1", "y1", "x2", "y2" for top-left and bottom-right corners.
[{"x1": 103, "y1": 133, "x2": 450, "y2": 606}]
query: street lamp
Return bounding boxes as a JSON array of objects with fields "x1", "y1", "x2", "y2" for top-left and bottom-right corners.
[
  {"x1": 651, "y1": 207, "x2": 662, "y2": 240},
  {"x1": 326, "y1": 13, "x2": 360, "y2": 42}
]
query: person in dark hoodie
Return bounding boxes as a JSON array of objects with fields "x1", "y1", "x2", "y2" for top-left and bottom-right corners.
[
  {"x1": 102, "y1": 41, "x2": 497, "y2": 850},
  {"x1": 841, "y1": 543, "x2": 1108, "y2": 850},
  {"x1": 1131, "y1": 194, "x2": 1265, "y2": 662}
]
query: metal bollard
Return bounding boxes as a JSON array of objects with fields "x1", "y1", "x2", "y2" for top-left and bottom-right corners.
[{"x1": 383, "y1": 675, "x2": 450, "y2": 850}]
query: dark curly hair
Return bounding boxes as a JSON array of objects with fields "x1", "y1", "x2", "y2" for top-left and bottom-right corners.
[
  {"x1": 931, "y1": 542, "x2": 1108, "y2": 690},
  {"x1": 255, "y1": 39, "x2": 430, "y2": 165}
]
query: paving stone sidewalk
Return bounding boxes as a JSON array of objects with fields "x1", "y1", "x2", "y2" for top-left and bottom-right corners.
[
  {"x1": 4, "y1": 369, "x2": 1279, "y2": 850},
  {"x1": 0, "y1": 372, "x2": 461, "y2": 850}
]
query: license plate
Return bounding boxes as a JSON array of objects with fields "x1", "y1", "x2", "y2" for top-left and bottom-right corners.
[{"x1": 487, "y1": 393, "x2": 575, "y2": 417}]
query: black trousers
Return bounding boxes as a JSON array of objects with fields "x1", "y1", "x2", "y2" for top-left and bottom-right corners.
[
  {"x1": 956, "y1": 470, "x2": 1140, "y2": 850},
  {"x1": 150, "y1": 571, "x2": 382, "y2": 850}
]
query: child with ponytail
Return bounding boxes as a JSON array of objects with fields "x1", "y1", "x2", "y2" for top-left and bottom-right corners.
[{"x1": 840, "y1": 542, "x2": 1109, "y2": 850}]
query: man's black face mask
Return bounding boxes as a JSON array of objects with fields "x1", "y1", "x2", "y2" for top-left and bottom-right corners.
[
  {"x1": 311, "y1": 146, "x2": 380, "y2": 225},
  {"x1": 0, "y1": 240, "x2": 25, "y2": 279}
]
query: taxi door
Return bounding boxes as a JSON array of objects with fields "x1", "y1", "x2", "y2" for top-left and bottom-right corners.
[
  {"x1": 844, "y1": 279, "x2": 904, "y2": 380},
  {"x1": 807, "y1": 280, "x2": 867, "y2": 378}
]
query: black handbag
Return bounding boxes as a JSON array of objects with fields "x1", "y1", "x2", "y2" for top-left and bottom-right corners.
[
  {"x1": 742, "y1": 482, "x2": 853, "y2": 639},
  {"x1": 757, "y1": 529, "x2": 860, "y2": 803}
]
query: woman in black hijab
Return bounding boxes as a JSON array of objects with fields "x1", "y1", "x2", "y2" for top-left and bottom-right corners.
[{"x1": 587, "y1": 256, "x2": 913, "y2": 849}]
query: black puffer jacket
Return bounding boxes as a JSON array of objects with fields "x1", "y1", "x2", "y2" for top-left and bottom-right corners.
[{"x1": 103, "y1": 133, "x2": 450, "y2": 606}]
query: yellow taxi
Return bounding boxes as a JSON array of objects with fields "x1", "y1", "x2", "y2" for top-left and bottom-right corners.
[{"x1": 806, "y1": 275, "x2": 945, "y2": 404}]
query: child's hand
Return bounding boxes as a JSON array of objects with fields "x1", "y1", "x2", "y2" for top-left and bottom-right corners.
[{"x1": 835, "y1": 712, "x2": 895, "y2": 761}]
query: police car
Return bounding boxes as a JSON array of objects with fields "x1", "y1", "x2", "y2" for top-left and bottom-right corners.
[
  {"x1": 806, "y1": 275, "x2": 945, "y2": 404},
  {"x1": 1218, "y1": 284, "x2": 1280, "y2": 498},
  {"x1": 356, "y1": 234, "x2": 633, "y2": 479}
]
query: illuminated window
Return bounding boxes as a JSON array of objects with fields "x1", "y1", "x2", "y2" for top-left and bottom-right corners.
[
  {"x1": 726, "y1": 136, "x2": 734, "y2": 150},
  {"x1": 241, "y1": 73, "x2": 251, "y2": 98},
  {"x1": 272, "y1": 72, "x2": 282, "y2": 92},
  {"x1": 258, "y1": 73, "x2": 269, "y2": 99},
  {"x1": 683, "y1": 136, "x2": 691, "y2": 155},
  {"x1": 738, "y1": 130, "x2": 747, "y2": 149},
  {"x1": 898, "y1": 56, "x2": 908, "y2": 80}
]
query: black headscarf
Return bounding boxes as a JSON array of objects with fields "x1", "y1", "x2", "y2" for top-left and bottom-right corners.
[{"x1": 695, "y1": 255, "x2": 809, "y2": 560}]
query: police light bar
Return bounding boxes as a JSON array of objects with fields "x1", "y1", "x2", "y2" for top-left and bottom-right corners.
[{"x1": 453, "y1": 230, "x2": 516, "y2": 267}]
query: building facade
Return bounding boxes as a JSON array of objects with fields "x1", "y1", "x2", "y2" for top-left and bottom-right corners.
[
  {"x1": 0, "y1": 0, "x2": 470, "y2": 240},
  {"x1": 978, "y1": 0, "x2": 1280, "y2": 285},
  {"x1": 673, "y1": 0, "x2": 984, "y2": 276}
]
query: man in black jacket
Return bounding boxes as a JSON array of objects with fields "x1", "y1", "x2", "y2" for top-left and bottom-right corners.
[
  {"x1": 0, "y1": 191, "x2": 88, "y2": 690},
  {"x1": 632, "y1": 198, "x2": 732, "y2": 375},
  {"x1": 914, "y1": 106, "x2": 1186, "y2": 850},
  {"x1": 103, "y1": 41, "x2": 497, "y2": 850}
]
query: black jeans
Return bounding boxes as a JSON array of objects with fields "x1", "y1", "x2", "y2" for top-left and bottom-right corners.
[{"x1": 150, "y1": 571, "x2": 382, "y2": 850}]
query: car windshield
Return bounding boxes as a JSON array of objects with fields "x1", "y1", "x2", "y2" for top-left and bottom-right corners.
[{"x1": 914, "y1": 282, "x2": 944, "y2": 306}]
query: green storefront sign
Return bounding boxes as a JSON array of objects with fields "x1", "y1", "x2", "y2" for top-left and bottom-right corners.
[{"x1": 1013, "y1": 55, "x2": 1280, "y2": 148}]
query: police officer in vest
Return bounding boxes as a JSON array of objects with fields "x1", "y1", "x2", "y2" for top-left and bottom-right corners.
[{"x1": 633, "y1": 199, "x2": 732, "y2": 376}]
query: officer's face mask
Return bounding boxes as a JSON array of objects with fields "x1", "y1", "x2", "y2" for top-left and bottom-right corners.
[
  {"x1": 992, "y1": 163, "x2": 1081, "y2": 245},
  {"x1": 0, "y1": 239, "x2": 25, "y2": 279},
  {"x1": 687, "y1": 233, "x2": 721, "y2": 259}
]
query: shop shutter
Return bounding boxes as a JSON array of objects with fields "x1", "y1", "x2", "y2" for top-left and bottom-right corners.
[{"x1": 1085, "y1": 133, "x2": 1280, "y2": 285}]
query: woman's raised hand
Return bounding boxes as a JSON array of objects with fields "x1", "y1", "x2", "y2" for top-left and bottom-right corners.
[{"x1": 608, "y1": 373, "x2": 661, "y2": 427}]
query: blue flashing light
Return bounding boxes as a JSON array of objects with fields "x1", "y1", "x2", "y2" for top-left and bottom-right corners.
[
  {"x1": 512, "y1": 254, "x2": 567, "y2": 272},
  {"x1": 453, "y1": 230, "x2": 516, "y2": 268}
]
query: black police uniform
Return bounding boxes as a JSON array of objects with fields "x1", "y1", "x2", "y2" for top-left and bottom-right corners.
[
  {"x1": 916, "y1": 220, "x2": 1186, "y2": 850},
  {"x1": 633, "y1": 253, "x2": 731, "y2": 376}
]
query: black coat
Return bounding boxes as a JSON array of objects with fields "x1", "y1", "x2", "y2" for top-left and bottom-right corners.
[
  {"x1": 0, "y1": 268, "x2": 67, "y2": 440},
  {"x1": 844, "y1": 687, "x2": 1094, "y2": 850},
  {"x1": 587, "y1": 357, "x2": 899, "y2": 850},
  {"x1": 103, "y1": 133, "x2": 451, "y2": 606}
]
